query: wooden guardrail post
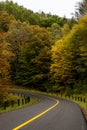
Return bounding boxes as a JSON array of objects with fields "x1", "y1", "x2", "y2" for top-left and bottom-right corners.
[
  {"x1": 22, "y1": 99, "x2": 24, "y2": 105},
  {"x1": 11, "y1": 100, "x2": 14, "y2": 108},
  {"x1": 83, "y1": 98, "x2": 86, "y2": 103},
  {"x1": 18, "y1": 99, "x2": 20, "y2": 106},
  {"x1": 4, "y1": 101, "x2": 9, "y2": 109},
  {"x1": 27, "y1": 97, "x2": 30, "y2": 103}
]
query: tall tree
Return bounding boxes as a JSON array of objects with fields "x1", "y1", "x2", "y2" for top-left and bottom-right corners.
[
  {"x1": 62, "y1": 23, "x2": 70, "y2": 37},
  {"x1": 14, "y1": 25, "x2": 51, "y2": 90},
  {"x1": 6, "y1": 21, "x2": 32, "y2": 80},
  {"x1": 50, "y1": 14, "x2": 87, "y2": 94},
  {"x1": 48, "y1": 23, "x2": 62, "y2": 43},
  {"x1": 0, "y1": 32, "x2": 12, "y2": 102},
  {"x1": 75, "y1": 0, "x2": 87, "y2": 18},
  {"x1": 6, "y1": 22, "x2": 52, "y2": 90},
  {"x1": 50, "y1": 40, "x2": 64, "y2": 87},
  {"x1": 0, "y1": 11, "x2": 15, "y2": 32}
]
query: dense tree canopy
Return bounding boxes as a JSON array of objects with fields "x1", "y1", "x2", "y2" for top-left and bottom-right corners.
[
  {"x1": 0, "y1": 0, "x2": 75, "y2": 28},
  {"x1": 6, "y1": 23, "x2": 52, "y2": 90},
  {"x1": 0, "y1": 0, "x2": 86, "y2": 103},
  {"x1": 51, "y1": 14, "x2": 87, "y2": 94}
]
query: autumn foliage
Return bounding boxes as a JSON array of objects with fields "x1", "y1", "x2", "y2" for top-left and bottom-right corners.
[{"x1": 0, "y1": 0, "x2": 87, "y2": 103}]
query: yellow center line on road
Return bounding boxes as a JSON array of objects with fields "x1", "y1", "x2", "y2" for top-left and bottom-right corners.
[{"x1": 13, "y1": 97, "x2": 59, "y2": 130}]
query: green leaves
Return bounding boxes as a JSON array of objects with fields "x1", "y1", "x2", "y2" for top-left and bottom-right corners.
[{"x1": 7, "y1": 24, "x2": 52, "y2": 90}]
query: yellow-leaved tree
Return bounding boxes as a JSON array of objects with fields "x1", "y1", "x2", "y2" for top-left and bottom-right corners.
[{"x1": 0, "y1": 32, "x2": 13, "y2": 103}]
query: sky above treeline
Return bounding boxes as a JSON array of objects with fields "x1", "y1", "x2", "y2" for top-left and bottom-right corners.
[{"x1": 0, "y1": 0, "x2": 82, "y2": 18}]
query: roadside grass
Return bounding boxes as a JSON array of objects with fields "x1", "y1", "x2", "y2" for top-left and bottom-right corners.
[{"x1": 0, "y1": 93, "x2": 39, "y2": 114}]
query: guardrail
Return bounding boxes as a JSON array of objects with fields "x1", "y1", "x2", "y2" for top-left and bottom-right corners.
[
  {"x1": 57, "y1": 94, "x2": 86, "y2": 103},
  {"x1": 0, "y1": 91, "x2": 30, "y2": 110}
]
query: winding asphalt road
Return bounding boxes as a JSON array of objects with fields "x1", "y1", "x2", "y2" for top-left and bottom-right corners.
[{"x1": 0, "y1": 90, "x2": 87, "y2": 130}]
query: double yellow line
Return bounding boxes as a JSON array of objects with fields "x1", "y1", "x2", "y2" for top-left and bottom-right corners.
[{"x1": 13, "y1": 97, "x2": 59, "y2": 130}]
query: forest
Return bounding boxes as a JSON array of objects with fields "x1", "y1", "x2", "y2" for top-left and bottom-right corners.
[{"x1": 0, "y1": 0, "x2": 87, "y2": 103}]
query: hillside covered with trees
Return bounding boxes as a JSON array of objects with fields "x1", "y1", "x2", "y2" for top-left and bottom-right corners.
[{"x1": 0, "y1": 0, "x2": 87, "y2": 103}]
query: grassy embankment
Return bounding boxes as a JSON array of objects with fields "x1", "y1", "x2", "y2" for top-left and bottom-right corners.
[{"x1": 0, "y1": 93, "x2": 39, "y2": 114}]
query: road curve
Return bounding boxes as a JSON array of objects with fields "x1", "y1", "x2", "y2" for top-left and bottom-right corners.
[{"x1": 0, "y1": 90, "x2": 87, "y2": 130}]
